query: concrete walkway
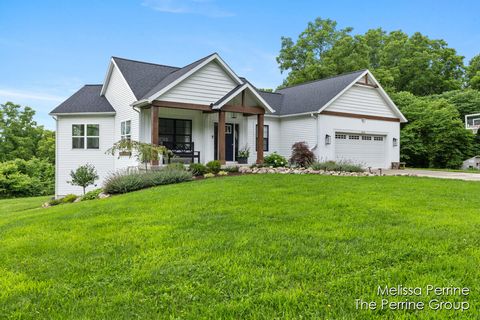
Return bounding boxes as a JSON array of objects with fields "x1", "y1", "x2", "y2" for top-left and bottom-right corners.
[{"x1": 384, "y1": 169, "x2": 480, "y2": 181}]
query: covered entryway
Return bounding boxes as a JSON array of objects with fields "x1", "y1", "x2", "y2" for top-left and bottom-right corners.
[
  {"x1": 335, "y1": 132, "x2": 386, "y2": 168},
  {"x1": 214, "y1": 123, "x2": 239, "y2": 162}
]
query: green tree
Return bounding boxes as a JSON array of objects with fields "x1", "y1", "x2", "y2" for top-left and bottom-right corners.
[
  {"x1": 37, "y1": 129, "x2": 56, "y2": 164},
  {"x1": 431, "y1": 89, "x2": 480, "y2": 122},
  {"x1": 69, "y1": 164, "x2": 99, "y2": 195},
  {"x1": 276, "y1": 18, "x2": 465, "y2": 95},
  {"x1": 393, "y1": 92, "x2": 475, "y2": 168},
  {"x1": 467, "y1": 54, "x2": 480, "y2": 89}
]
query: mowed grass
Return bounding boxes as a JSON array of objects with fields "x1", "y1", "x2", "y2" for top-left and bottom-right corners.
[{"x1": 1, "y1": 175, "x2": 479, "y2": 319}]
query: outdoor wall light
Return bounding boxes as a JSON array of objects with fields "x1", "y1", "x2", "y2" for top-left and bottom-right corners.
[
  {"x1": 393, "y1": 138, "x2": 398, "y2": 147},
  {"x1": 325, "y1": 134, "x2": 331, "y2": 145}
]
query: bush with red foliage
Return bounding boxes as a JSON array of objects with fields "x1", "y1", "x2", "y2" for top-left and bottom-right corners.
[{"x1": 290, "y1": 142, "x2": 316, "y2": 167}]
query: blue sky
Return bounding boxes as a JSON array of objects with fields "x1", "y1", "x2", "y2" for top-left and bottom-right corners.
[{"x1": 0, "y1": 0, "x2": 479, "y2": 129}]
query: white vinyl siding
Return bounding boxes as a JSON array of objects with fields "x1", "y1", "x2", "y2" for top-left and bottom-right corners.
[
  {"x1": 104, "y1": 64, "x2": 138, "y2": 169},
  {"x1": 159, "y1": 61, "x2": 237, "y2": 105},
  {"x1": 278, "y1": 116, "x2": 317, "y2": 158},
  {"x1": 56, "y1": 115, "x2": 115, "y2": 197},
  {"x1": 326, "y1": 85, "x2": 397, "y2": 118}
]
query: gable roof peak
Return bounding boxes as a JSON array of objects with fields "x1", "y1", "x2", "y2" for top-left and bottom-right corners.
[{"x1": 277, "y1": 69, "x2": 367, "y2": 91}]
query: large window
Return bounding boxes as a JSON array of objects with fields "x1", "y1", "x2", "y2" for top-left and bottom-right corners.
[
  {"x1": 255, "y1": 124, "x2": 269, "y2": 152},
  {"x1": 72, "y1": 124, "x2": 99, "y2": 149},
  {"x1": 121, "y1": 120, "x2": 131, "y2": 141},
  {"x1": 159, "y1": 118, "x2": 192, "y2": 147}
]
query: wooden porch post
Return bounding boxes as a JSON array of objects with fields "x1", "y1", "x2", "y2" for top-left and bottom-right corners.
[
  {"x1": 256, "y1": 113, "x2": 264, "y2": 164},
  {"x1": 151, "y1": 106, "x2": 159, "y2": 165},
  {"x1": 218, "y1": 110, "x2": 226, "y2": 165}
]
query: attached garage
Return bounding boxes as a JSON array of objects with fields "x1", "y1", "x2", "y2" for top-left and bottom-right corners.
[{"x1": 334, "y1": 132, "x2": 387, "y2": 168}]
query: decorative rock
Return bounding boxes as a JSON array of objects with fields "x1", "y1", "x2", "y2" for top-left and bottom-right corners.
[
  {"x1": 98, "y1": 192, "x2": 111, "y2": 199},
  {"x1": 42, "y1": 202, "x2": 50, "y2": 208}
]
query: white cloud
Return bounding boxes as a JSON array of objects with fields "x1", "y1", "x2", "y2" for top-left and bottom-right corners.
[
  {"x1": 0, "y1": 88, "x2": 65, "y2": 102},
  {"x1": 142, "y1": 0, "x2": 234, "y2": 17}
]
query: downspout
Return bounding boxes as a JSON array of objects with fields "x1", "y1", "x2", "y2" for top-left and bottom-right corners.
[{"x1": 310, "y1": 113, "x2": 318, "y2": 151}]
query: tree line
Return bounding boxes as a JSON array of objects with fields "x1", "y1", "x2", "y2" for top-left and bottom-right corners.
[{"x1": 277, "y1": 18, "x2": 480, "y2": 168}]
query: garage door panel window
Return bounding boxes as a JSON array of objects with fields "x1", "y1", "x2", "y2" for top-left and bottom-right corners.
[
  {"x1": 349, "y1": 135, "x2": 360, "y2": 140},
  {"x1": 335, "y1": 134, "x2": 346, "y2": 139}
]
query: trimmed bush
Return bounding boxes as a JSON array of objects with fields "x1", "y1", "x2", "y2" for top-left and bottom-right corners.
[
  {"x1": 264, "y1": 152, "x2": 288, "y2": 167},
  {"x1": 203, "y1": 173, "x2": 215, "y2": 178},
  {"x1": 290, "y1": 142, "x2": 316, "y2": 167},
  {"x1": 166, "y1": 162, "x2": 186, "y2": 171},
  {"x1": 223, "y1": 166, "x2": 239, "y2": 173},
  {"x1": 103, "y1": 169, "x2": 192, "y2": 194},
  {"x1": 81, "y1": 188, "x2": 103, "y2": 201},
  {"x1": 189, "y1": 163, "x2": 208, "y2": 176},
  {"x1": 218, "y1": 171, "x2": 228, "y2": 176},
  {"x1": 48, "y1": 198, "x2": 62, "y2": 206},
  {"x1": 310, "y1": 161, "x2": 364, "y2": 172},
  {"x1": 62, "y1": 194, "x2": 78, "y2": 203},
  {"x1": 206, "y1": 160, "x2": 221, "y2": 174}
]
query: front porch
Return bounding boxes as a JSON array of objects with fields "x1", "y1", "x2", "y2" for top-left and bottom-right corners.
[{"x1": 143, "y1": 98, "x2": 267, "y2": 165}]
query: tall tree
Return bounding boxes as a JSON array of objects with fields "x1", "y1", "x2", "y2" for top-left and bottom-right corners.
[
  {"x1": 467, "y1": 54, "x2": 480, "y2": 89},
  {"x1": 276, "y1": 18, "x2": 465, "y2": 95}
]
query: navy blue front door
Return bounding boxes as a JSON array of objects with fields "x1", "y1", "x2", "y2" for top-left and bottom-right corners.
[{"x1": 214, "y1": 123, "x2": 239, "y2": 161}]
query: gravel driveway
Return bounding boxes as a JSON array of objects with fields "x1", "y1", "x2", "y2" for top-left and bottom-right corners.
[{"x1": 385, "y1": 169, "x2": 480, "y2": 181}]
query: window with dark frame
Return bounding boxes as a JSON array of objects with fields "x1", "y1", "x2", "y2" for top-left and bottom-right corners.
[
  {"x1": 255, "y1": 124, "x2": 269, "y2": 152},
  {"x1": 159, "y1": 118, "x2": 192, "y2": 149},
  {"x1": 72, "y1": 124, "x2": 99, "y2": 149}
]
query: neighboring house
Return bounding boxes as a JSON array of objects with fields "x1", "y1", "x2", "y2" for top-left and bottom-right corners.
[
  {"x1": 465, "y1": 113, "x2": 480, "y2": 134},
  {"x1": 462, "y1": 156, "x2": 480, "y2": 170},
  {"x1": 50, "y1": 53, "x2": 407, "y2": 196}
]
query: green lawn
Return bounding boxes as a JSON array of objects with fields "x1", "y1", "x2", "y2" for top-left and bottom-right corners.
[{"x1": 1, "y1": 175, "x2": 479, "y2": 319}]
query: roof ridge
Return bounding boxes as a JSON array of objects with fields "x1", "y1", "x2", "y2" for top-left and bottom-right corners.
[
  {"x1": 84, "y1": 84, "x2": 103, "y2": 86},
  {"x1": 112, "y1": 56, "x2": 180, "y2": 69},
  {"x1": 278, "y1": 69, "x2": 367, "y2": 91},
  {"x1": 258, "y1": 90, "x2": 282, "y2": 95}
]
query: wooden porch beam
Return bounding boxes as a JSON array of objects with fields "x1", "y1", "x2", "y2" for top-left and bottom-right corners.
[
  {"x1": 151, "y1": 100, "x2": 211, "y2": 111},
  {"x1": 151, "y1": 106, "x2": 159, "y2": 165},
  {"x1": 256, "y1": 113, "x2": 264, "y2": 164},
  {"x1": 218, "y1": 110, "x2": 226, "y2": 165},
  {"x1": 222, "y1": 104, "x2": 265, "y2": 115},
  {"x1": 321, "y1": 110, "x2": 400, "y2": 122}
]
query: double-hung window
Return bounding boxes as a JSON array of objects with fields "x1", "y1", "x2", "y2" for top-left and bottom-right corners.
[
  {"x1": 72, "y1": 124, "x2": 99, "y2": 149},
  {"x1": 255, "y1": 124, "x2": 269, "y2": 152},
  {"x1": 121, "y1": 120, "x2": 131, "y2": 141}
]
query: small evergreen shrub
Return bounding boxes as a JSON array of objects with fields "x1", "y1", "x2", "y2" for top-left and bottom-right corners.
[
  {"x1": 206, "y1": 160, "x2": 221, "y2": 174},
  {"x1": 310, "y1": 161, "x2": 364, "y2": 172},
  {"x1": 189, "y1": 163, "x2": 208, "y2": 176},
  {"x1": 103, "y1": 169, "x2": 192, "y2": 194},
  {"x1": 48, "y1": 198, "x2": 62, "y2": 206},
  {"x1": 81, "y1": 188, "x2": 103, "y2": 201},
  {"x1": 62, "y1": 194, "x2": 78, "y2": 203},
  {"x1": 166, "y1": 162, "x2": 185, "y2": 171},
  {"x1": 264, "y1": 152, "x2": 288, "y2": 167},
  {"x1": 290, "y1": 142, "x2": 316, "y2": 167}
]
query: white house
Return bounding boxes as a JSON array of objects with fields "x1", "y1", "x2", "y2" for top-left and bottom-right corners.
[
  {"x1": 50, "y1": 53, "x2": 407, "y2": 196},
  {"x1": 465, "y1": 113, "x2": 480, "y2": 133}
]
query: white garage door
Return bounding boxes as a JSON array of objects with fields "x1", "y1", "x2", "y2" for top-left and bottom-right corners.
[{"x1": 335, "y1": 133, "x2": 386, "y2": 168}]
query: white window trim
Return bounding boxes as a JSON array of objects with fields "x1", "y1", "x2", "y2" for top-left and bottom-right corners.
[
  {"x1": 72, "y1": 123, "x2": 100, "y2": 150},
  {"x1": 121, "y1": 120, "x2": 132, "y2": 141}
]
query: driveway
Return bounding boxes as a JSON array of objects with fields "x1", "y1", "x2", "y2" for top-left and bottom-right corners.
[{"x1": 384, "y1": 169, "x2": 480, "y2": 181}]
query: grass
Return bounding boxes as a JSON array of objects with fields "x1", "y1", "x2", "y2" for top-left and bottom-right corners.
[
  {"x1": 1, "y1": 175, "x2": 479, "y2": 319},
  {"x1": 0, "y1": 195, "x2": 51, "y2": 214}
]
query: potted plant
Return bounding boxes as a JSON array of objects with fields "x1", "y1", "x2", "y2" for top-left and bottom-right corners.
[{"x1": 237, "y1": 145, "x2": 250, "y2": 164}]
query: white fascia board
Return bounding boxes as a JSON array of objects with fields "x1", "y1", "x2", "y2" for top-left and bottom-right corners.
[
  {"x1": 212, "y1": 83, "x2": 248, "y2": 109},
  {"x1": 100, "y1": 59, "x2": 114, "y2": 96},
  {"x1": 244, "y1": 83, "x2": 276, "y2": 113},
  {"x1": 277, "y1": 111, "x2": 319, "y2": 118},
  {"x1": 148, "y1": 53, "x2": 243, "y2": 103}
]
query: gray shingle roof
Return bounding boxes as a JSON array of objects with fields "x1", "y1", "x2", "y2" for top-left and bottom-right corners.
[
  {"x1": 112, "y1": 57, "x2": 180, "y2": 100},
  {"x1": 274, "y1": 70, "x2": 366, "y2": 115},
  {"x1": 50, "y1": 85, "x2": 115, "y2": 114}
]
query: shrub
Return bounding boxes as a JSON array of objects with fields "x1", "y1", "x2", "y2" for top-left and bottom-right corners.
[
  {"x1": 166, "y1": 162, "x2": 185, "y2": 171},
  {"x1": 290, "y1": 142, "x2": 316, "y2": 167},
  {"x1": 206, "y1": 160, "x2": 221, "y2": 174},
  {"x1": 310, "y1": 161, "x2": 364, "y2": 172},
  {"x1": 218, "y1": 171, "x2": 228, "y2": 176},
  {"x1": 203, "y1": 173, "x2": 215, "y2": 178},
  {"x1": 103, "y1": 169, "x2": 192, "y2": 194},
  {"x1": 48, "y1": 198, "x2": 62, "y2": 206},
  {"x1": 69, "y1": 164, "x2": 98, "y2": 195},
  {"x1": 264, "y1": 152, "x2": 288, "y2": 167},
  {"x1": 81, "y1": 188, "x2": 103, "y2": 201},
  {"x1": 189, "y1": 163, "x2": 208, "y2": 176},
  {"x1": 0, "y1": 158, "x2": 54, "y2": 198},
  {"x1": 62, "y1": 194, "x2": 78, "y2": 203},
  {"x1": 223, "y1": 166, "x2": 239, "y2": 173}
]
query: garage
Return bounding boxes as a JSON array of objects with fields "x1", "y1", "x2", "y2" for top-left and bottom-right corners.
[{"x1": 335, "y1": 132, "x2": 386, "y2": 168}]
